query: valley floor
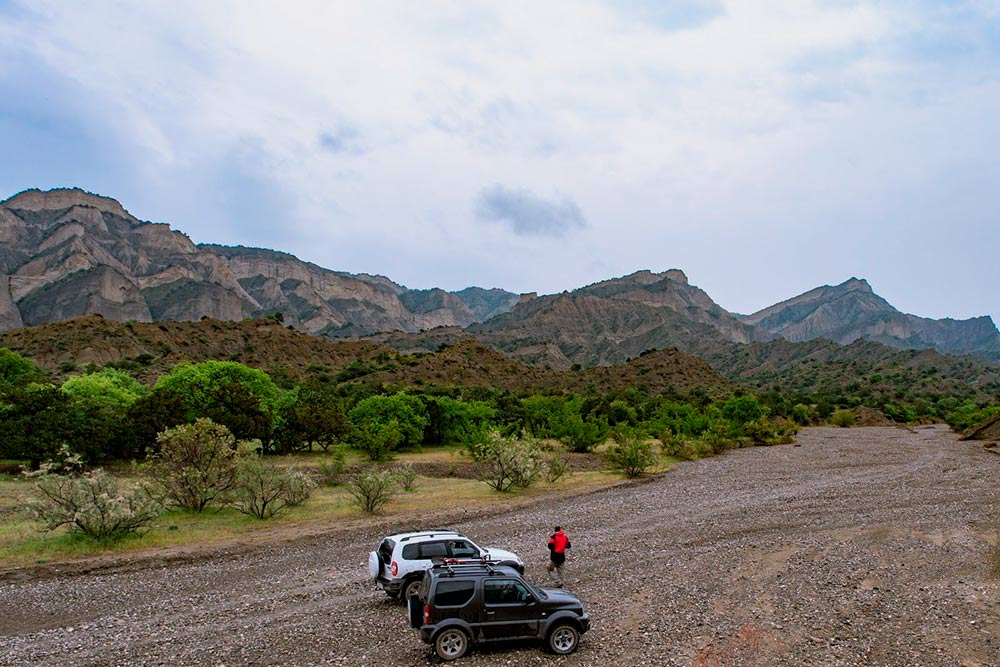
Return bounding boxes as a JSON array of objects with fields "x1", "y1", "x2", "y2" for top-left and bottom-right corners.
[{"x1": 1, "y1": 426, "x2": 999, "y2": 666}]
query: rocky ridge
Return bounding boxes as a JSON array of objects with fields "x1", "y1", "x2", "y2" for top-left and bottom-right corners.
[{"x1": 744, "y1": 277, "x2": 1000, "y2": 362}]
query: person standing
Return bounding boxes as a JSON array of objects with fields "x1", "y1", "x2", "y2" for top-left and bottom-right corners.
[{"x1": 547, "y1": 526, "x2": 571, "y2": 587}]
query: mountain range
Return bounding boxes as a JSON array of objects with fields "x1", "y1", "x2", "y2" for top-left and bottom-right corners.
[{"x1": 2, "y1": 187, "x2": 998, "y2": 367}]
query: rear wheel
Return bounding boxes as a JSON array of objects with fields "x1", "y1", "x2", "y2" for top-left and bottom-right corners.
[
  {"x1": 434, "y1": 628, "x2": 469, "y2": 660},
  {"x1": 401, "y1": 578, "x2": 422, "y2": 602},
  {"x1": 547, "y1": 622, "x2": 579, "y2": 655}
]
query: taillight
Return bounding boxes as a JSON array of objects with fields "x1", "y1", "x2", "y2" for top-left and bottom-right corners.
[
  {"x1": 391, "y1": 561, "x2": 398, "y2": 576},
  {"x1": 423, "y1": 603, "x2": 430, "y2": 625}
]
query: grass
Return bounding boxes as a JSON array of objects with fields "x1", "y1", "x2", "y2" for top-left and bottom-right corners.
[{"x1": 0, "y1": 445, "x2": 643, "y2": 570}]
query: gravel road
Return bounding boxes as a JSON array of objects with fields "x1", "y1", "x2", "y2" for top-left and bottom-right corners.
[{"x1": 1, "y1": 425, "x2": 999, "y2": 666}]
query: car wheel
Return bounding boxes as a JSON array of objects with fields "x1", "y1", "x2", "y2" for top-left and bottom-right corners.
[
  {"x1": 547, "y1": 622, "x2": 579, "y2": 655},
  {"x1": 434, "y1": 628, "x2": 469, "y2": 661},
  {"x1": 402, "y1": 578, "x2": 422, "y2": 602}
]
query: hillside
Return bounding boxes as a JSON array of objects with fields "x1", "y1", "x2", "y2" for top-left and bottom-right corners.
[
  {"x1": 743, "y1": 278, "x2": 1000, "y2": 362},
  {"x1": 0, "y1": 188, "x2": 518, "y2": 336},
  {"x1": 0, "y1": 316, "x2": 734, "y2": 396}
]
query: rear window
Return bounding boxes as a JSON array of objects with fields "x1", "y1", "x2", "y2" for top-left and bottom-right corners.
[{"x1": 433, "y1": 580, "x2": 476, "y2": 607}]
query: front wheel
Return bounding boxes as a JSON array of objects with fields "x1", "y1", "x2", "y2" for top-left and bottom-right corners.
[
  {"x1": 547, "y1": 622, "x2": 580, "y2": 655},
  {"x1": 434, "y1": 628, "x2": 469, "y2": 661}
]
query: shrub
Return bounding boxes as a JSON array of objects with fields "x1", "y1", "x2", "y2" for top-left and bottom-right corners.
[
  {"x1": 473, "y1": 434, "x2": 544, "y2": 492},
  {"x1": 231, "y1": 454, "x2": 315, "y2": 519},
  {"x1": 151, "y1": 419, "x2": 238, "y2": 512},
  {"x1": 744, "y1": 417, "x2": 798, "y2": 445},
  {"x1": 348, "y1": 467, "x2": 397, "y2": 513},
  {"x1": 830, "y1": 409, "x2": 855, "y2": 428},
  {"x1": 544, "y1": 453, "x2": 569, "y2": 483},
  {"x1": 607, "y1": 427, "x2": 657, "y2": 478},
  {"x1": 27, "y1": 469, "x2": 162, "y2": 541},
  {"x1": 790, "y1": 403, "x2": 814, "y2": 426},
  {"x1": 317, "y1": 447, "x2": 347, "y2": 486},
  {"x1": 391, "y1": 461, "x2": 418, "y2": 492},
  {"x1": 556, "y1": 413, "x2": 610, "y2": 453}
]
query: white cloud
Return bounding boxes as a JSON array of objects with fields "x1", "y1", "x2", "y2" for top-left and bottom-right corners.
[{"x1": 1, "y1": 0, "x2": 999, "y2": 322}]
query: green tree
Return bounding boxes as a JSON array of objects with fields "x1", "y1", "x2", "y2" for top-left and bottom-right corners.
[
  {"x1": 120, "y1": 387, "x2": 189, "y2": 459},
  {"x1": 274, "y1": 384, "x2": 350, "y2": 453},
  {"x1": 421, "y1": 396, "x2": 495, "y2": 446},
  {"x1": 155, "y1": 362, "x2": 284, "y2": 445},
  {"x1": 349, "y1": 394, "x2": 428, "y2": 450},
  {"x1": 0, "y1": 383, "x2": 71, "y2": 468},
  {"x1": 0, "y1": 348, "x2": 44, "y2": 387},
  {"x1": 61, "y1": 368, "x2": 148, "y2": 462}
]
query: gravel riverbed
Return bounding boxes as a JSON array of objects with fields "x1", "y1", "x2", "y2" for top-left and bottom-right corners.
[{"x1": 1, "y1": 425, "x2": 999, "y2": 666}]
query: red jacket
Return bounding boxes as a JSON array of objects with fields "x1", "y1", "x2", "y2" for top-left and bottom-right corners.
[{"x1": 548, "y1": 530, "x2": 570, "y2": 563}]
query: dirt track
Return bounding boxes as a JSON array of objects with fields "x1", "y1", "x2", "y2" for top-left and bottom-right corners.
[{"x1": 1, "y1": 425, "x2": 999, "y2": 666}]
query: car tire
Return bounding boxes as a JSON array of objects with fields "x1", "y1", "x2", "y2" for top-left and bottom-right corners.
[
  {"x1": 547, "y1": 622, "x2": 580, "y2": 655},
  {"x1": 434, "y1": 628, "x2": 469, "y2": 661},
  {"x1": 401, "y1": 578, "x2": 422, "y2": 603}
]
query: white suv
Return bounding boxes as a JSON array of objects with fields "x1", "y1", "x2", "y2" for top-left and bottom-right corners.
[{"x1": 368, "y1": 529, "x2": 524, "y2": 601}]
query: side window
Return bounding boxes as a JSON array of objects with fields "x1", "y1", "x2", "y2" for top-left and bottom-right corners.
[
  {"x1": 448, "y1": 540, "x2": 480, "y2": 558},
  {"x1": 419, "y1": 542, "x2": 448, "y2": 559},
  {"x1": 484, "y1": 579, "x2": 532, "y2": 604},
  {"x1": 401, "y1": 543, "x2": 420, "y2": 560},
  {"x1": 433, "y1": 580, "x2": 476, "y2": 607}
]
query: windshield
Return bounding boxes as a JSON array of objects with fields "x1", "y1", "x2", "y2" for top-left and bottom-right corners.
[{"x1": 525, "y1": 581, "x2": 548, "y2": 600}]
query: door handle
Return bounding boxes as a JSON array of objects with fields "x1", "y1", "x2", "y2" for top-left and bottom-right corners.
[{"x1": 486, "y1": 611, "x2": 496, "y2": 615}]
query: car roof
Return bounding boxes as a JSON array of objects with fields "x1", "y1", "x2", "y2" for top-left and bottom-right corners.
[{"x1": 386, "y1": 530, "x2": 467, "y2": 542}]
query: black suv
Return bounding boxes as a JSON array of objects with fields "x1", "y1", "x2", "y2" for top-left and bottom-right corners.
[{"x1": 408, "y1": 561, "x2": 590, "y2": 660}]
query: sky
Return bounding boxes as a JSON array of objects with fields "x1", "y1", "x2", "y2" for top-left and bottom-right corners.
[{"x1": 1, "y1": 0, "x2": 998, "y2": 324}]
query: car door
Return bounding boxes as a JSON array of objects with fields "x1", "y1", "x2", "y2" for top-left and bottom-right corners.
[{"x1": 480, "y1": 578, "x2": 540, "y2": 640}]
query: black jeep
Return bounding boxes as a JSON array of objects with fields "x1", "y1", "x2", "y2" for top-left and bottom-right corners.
[{"x1": 408, "y1": 560, "x2": 590, "y2": 660}]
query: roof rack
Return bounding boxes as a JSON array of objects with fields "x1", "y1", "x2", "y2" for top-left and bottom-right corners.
[
  {"x1": 431, "y1": 558, "x2": 506, "y2": 577},
  {"x1": 397, "y1": 529, "x2": 465, "y2": 542}
]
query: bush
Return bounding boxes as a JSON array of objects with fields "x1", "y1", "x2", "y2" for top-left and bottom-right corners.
[
  {"x1": 391, "y1": 461, "x2": 418, "y2": 492},
  {"x1": 472, "y1": 434, "x2": 544, "y2": 492},
  {"x1": 790, "y1": 403, "x2": 814, "y2": 426},
  {"x1": 607, "y1": 427, "x2": 657, "y2": 478},
  {"x1": 231, "y1": 454, "x2": 315, "y2": 519},
  {"x1": 151, "y1": 419, "x2": 238, "y2": 512},
  {"x1": 348, "y1": 467, "x2": 397, "y2": 513},
  {"x1": 830, "y1": 409, "x2": 855, "y2": 428},
  {"x1": 544, "y1": 453, "x2": 568, "y2": 483},
  {"x1": 27, "y1": 469, "x2": 162, "y2": 541},
  {"x1": 744, "y1": 417, "x2": 798, "y2": 445},
  {"x1": 317, "y1": 447, "x2": 347, "y2": 486}
]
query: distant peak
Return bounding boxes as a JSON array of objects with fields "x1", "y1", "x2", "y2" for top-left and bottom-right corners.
[
  {"x1": 837, "y1": 277, "x2": 873, "y2": 293},
  {"x1": 1, "y1": 187, "x2": 131, "y2": 218},
  {"x1": 626, "y1": 269, "x2": 689, "y2": 285}
]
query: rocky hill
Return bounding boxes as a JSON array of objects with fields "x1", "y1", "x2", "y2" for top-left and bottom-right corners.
[
  {"x1": 742, "y1": 278, "x2": 1000, "y2": 362},
  {"x1": 0, "y1": 189, "x2": 518, "y2": 336},
  {"x1": 0, "y1": 315, "x2": 734, "y2": 396},
  {"x1": 463, "y1": 270, "x2": 773, "y2": 369},
  {"x1": 4, "y1": 187, "x2": 998, "y2": 369}
]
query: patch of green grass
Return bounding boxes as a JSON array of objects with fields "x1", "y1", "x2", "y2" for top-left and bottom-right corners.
[{"x1": 0, "y1": 446, "x2": 646, "y2": 570}]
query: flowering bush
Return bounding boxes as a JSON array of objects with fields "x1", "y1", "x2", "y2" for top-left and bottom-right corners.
[{"x1": 28, "y1": 469, "x2": 162, "y2": 541}]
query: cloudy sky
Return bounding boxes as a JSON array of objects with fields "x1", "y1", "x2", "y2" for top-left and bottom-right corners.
[{"x1": 1, "y1": 1, "x2": 998, "y2": 323}]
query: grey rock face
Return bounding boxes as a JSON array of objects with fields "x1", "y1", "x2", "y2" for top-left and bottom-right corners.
[
  {"x1": 743, "y1": 278, "x2": 1000, "y2": 362},
  {"x1": 0, "y1": 188, "x2": 519, "y2": 335}
]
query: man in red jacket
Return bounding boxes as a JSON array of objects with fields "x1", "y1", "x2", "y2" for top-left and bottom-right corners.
[{"x1": 547, "y1": 526, "x2": 571, "y2": 587}]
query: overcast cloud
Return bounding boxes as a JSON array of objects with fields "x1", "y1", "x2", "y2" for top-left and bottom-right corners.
[
  {"x1": 475, "y1": 186, "x2": 586, "y2": 237},
  {"x1": 0, "y1": 1, "x2": 997, "y2": 324}
]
